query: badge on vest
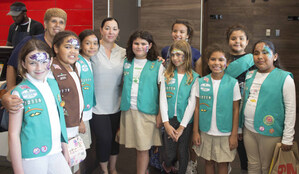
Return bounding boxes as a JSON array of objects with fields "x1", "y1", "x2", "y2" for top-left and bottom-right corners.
[
  {"x1": 25, "y1": 107, "x2": 43, "y2": 117},
  {"x1": 168, "y1": 78, "x2": 176, "y2": 85},
  {"x1": 263, "y1": 115, "x2": 274, "y2": 126},
  {"x1": 246, "y1": 71, "x2": 254, "y2": 79},
  {"x1": 150, "y1": 62, "x2": 155, "y2": 70},
  {"x1": 52, "y1": 64, "x2": 62, "y2": 70},
  {"x1": 21, "y1": 89, "x2": 38, "y2": 99},
  {"x1": 82, "y1": 64, "x2": 89, "y2": 72},
  {"x1": 58, "y1": 73, "x2": 67, "y2": 80},
  {"x1": 200, "y1": 83, "x2": 211, "y2": 92},
  {"x1": 124, "y1": 63, "x2": 131, "y2": 69},
  {"x1": 200, "y1": 103, "x2": 209, "y2": 112},
  {"x1": 82, "y1": 83, "x2": 91, "y2": 90}
]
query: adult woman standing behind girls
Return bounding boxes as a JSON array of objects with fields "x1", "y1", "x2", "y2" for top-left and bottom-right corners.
[
  {"x1": 51, "y1": 31, "x2": 85, "y2": 174},
  {"x1": 76, "y1": 29, "x2": 99, "y2": 150},
  {"x1": 9, "y1": 39, "x2": 71, "y2": 174},
  {"x1": 240, "y1": 40, "x2": 296, "y2": 174},
  {"x1": 90, "y1": 17, "x2": 125, "y2": 174},
  {"x1": 160, "y1": 40, "x2": 199, "y2": 174},
  {"x1": 119, "y1": 31, "x2": 164, "y2": 174},
  {"x1": 161, "y1": 19, "x2": 202, "y2": 76}
]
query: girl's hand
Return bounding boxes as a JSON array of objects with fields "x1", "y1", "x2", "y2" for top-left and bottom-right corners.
[
  {"x1": 164, "y1": 122, "x2": 177, "y2": 141},
  {"x1": 175, "y1": 126, "x2": 184, "y2": 142},
  {"x1": 61, "y1": 142, "x2": 71, "y2": 166},
  {"x1": 281, "y1": 143, "x2": 293, "y2": 151},
  {"x1": 192, "y1": 132, "x2": 201, "y2": 146},
  {"x1": 157, "y1": 56, "x2": 165, "y2": 63},
  {"x1": 156, "y1": 113, "x2": 163, "y2": 128},
  {"x1": 229, "y1": 134, "x2": 238, "y2": 150},
  {"x1": 79, "y1": 121, "x2": 86, "y2": 134}
]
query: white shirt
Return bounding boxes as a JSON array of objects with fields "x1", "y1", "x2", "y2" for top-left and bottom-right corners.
[
  {"x1": 67, "y1": 71, "x2": 84, "y2": 138},
  {"x1": 160, "y1": 74, "x2": 198, "y2": 127},
  {"x1": 244, "y1": 72, "x2": 296, "y2": 145},
  {"x1": 12, "y1": 73, "x2": 62, "y2": 156},
  {"x1": 91, "y1": 44, "x2": 126, "y2": 114},
  {"x1": 130, "y1": 58, "x2": 164, "y2": 110},
  {"x1": 76, "y1": 57, "x2": 93, "y2": 121},
  {"x1": 195, "y1": 77, "x2": 241, "y2": 136}
]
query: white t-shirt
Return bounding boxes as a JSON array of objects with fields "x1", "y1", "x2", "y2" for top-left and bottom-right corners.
[
  {"x1": 195, "y1": 77, "x2": 241, "y2": 136},
  {"x1": 91, "y1": 44, "x2": 126, "y2": 115},
  {"x1": 130, "y1": 58, "x2": 164, "y2": 110},
  {"x1": 244, "y1": 72, "x2": 296, "y2": 145},
  {"x1": 75, "y1": 57, "x2": 93, "y2": 121},
  {"x1": 160, "y1": 74, "x2": 198, "y2": 127},
  {"x1": 12, "y1": 73, "x2": 62, "y2": 157}
]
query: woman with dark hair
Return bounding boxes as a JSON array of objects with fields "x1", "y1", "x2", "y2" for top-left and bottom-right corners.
[{"x1": 90, "y1": 17, "x2": 125, "y2": 174}]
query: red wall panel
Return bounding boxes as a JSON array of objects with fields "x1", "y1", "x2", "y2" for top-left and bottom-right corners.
[{"x1": 0, "y1": 0, "x2": 93, "y2": 46}]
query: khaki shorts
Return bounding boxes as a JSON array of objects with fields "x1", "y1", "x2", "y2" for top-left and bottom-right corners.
[{"x1": 79, "y1": 121, "x2": 92, "y2": 149}]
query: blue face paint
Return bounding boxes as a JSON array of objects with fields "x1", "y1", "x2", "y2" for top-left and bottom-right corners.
[
  {"x1": 67, "y1": 38, "x2": 80, "y2": 49},
  {"x1": 263, "y1": 45, "x2": 273, "y2": 58}
]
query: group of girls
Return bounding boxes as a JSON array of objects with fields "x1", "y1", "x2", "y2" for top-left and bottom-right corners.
[{"x1": 6, "y1": 16, "x2": 296, "y2": 174}]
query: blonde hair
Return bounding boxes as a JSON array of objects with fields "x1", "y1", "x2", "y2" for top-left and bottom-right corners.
[
  {"x1": 44, "y1": 8, "x2": 67, "y2": 23},
  {"x1": 164, "y1": 40, "x2": 194, "y2": 85}
]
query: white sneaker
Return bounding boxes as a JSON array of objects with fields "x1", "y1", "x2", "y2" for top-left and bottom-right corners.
[{"x1": 186, "y1": 160, "x2": 197, "y2": 174}]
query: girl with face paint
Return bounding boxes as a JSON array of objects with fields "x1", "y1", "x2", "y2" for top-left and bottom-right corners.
[
  {"x1": 51, "y1": 31, "x2": 85, "y2": 174},
  {"x1": 119, "y1": 31, "x2": 164, "y2": 174},
  {"x1": 192, "y1": 44, "x2": 241, "y2": 174},
  {"x1": 240, "y1": 40, "x2": 296, "y2": 173},
  {"x1": 8, "y1": 39, "x2": 72, "y2": 174},
  {"x1": 159, "y1": 40, "x2": 199, "y2": 173},
  {"x1": 161, "y1": 19, "x2": 202, "y2": 77}
]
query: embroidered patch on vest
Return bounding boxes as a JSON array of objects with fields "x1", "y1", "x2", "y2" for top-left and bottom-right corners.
[
  {"x1": 82, "y1": 83, "x2": 90, "y2": 90},
  {"x1": 269, "y1": 128, "x2": 275, "y2": 134},
  {"x1": 263, "y1": 115, "x2": 274, "y2": 126},
  {"x1": 52, "y1": 64, "x2": 62, "y2": 70},
  {"x1": 168, "y1": 78, "x2": 176, "y2": 84},
  {"x1": 21, "y1": 89, "x2": 38, "y2": 99},
  {"x1": 33, "y1": 147, "x2": 40, "y2": 154},
  {"x1": 259, "y1": 126, "x2": 265, "y2": 132},
  {"x1": 19, "y1": 85, "x2": 30, "y2": 89},
  {"x1": 60, "y1": 101, "x2": 65, "y2": 107},
  {"x1": 204, "y1": 77, "x2": 209, "y2": 82},
  {"x1": 24, "y1": 98, "x2": 42, "y2": 105},
  {"x1": 57, "y1": 73, "x2": 67, "y2": 80},
  {"x1": 86, "y1": 104, "x2": 90, "y2": 109},
  {"x1": 124, "y1": 63, "x2": 131, "y2": 69},
  {"x1": 82, "y1": 64, "x2": 89, "y2": 72},
  {"x1": 200, "y1": 83, "x2": 211, "y2": 92},
  {"x1": 41, "y1": 146, "x2": 48, "y2": 153}
]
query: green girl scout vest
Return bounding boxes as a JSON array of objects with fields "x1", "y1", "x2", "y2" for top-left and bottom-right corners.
[
  {"x1": 225, "y1": 54, "x2": 254, "y2": 78},
  {"x1": 240, "y1": 68, "x2": 292, "y2": 137},
  {"x1": 198, "y1": 74, "x2": 237, "y2": 133},
  {"x1": 165, "y1": 70, "x2": 199, "y2": 123},
  {"x1": 77, "y1": 55, "x2": 95, "y2": 111},
  {"x1": 14, "y1": 78, "x2": 67, "y2": 158},
  {"x1": 120, "y1": 58, "x2": 162, "y2": 115}
]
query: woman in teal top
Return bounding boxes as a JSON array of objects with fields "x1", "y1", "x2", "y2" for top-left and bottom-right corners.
[{"x1": 8, "y1": 39, "x2": 71, "y2": 174}]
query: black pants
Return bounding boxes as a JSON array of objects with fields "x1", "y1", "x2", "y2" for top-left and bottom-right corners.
[
  {"x1": 237, "y1": 139, "x2": 248, "y2": 170},
  {"x1": 163, "y1": 117, "x2": 193, "y2": 174},
  {"x1": 90, "y1": 112, "x2": 120, "y2": 162}
]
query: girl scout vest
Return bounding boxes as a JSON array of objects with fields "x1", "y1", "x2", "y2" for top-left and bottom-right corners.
[
  {"x1": 225, "y1": 54, "x2": 254, "y2": 78},
  {"x1": 120, "y1": 58, "x2": 162, "y2": 115},
  {"x1": 51, "y1": 58, "x2": 82, "y2": 127},
  {"x1": 165, "y1": 70, "x2": 199, "y2": 123},
  {"x1": 77, "y1": 55, "x2": 95, "y2": 111},
  {"x1": 240, "y1": 68, "x2": 292, "y2": 137},
  {"x1": 14, "y1": 78, "x2": 68, "y2": 158},
  {"x1": 198, "y1": 74, "x2": 237, "y2": 133}
]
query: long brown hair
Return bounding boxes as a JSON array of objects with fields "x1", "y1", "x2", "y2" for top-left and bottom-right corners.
[{"x1": 164, "y1": 40, "x2": 194, "y2": 85}]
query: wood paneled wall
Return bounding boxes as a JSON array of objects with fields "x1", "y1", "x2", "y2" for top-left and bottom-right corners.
[
  {"x1": 139, "y1": 0, "x2": 201, "y2": 53},
  {"x1": 94, "y1": 0, "x2": 112, "y2": 37}
]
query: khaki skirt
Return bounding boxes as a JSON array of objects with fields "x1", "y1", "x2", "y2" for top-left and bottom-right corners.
[
  {"x1": 119, "y1": 109, "x2": 162, "y2": 151},
  {"x1": 193, "y1": 132, "x2": 236, "y2": 163}
]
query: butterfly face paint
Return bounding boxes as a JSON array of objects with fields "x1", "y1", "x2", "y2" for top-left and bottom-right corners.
[
  {"x1": 67, "y1": 38, "x2": 80, "y2": 49},
  {"x1": 170, "y1": 48, "x2": 185, "y2": 67},
  {"x1": 29, "y1": 52, "x2": 51, "y2": 70},
  {"x1": 262, "y1": 45, "x2": 273, "y2": 58}
]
